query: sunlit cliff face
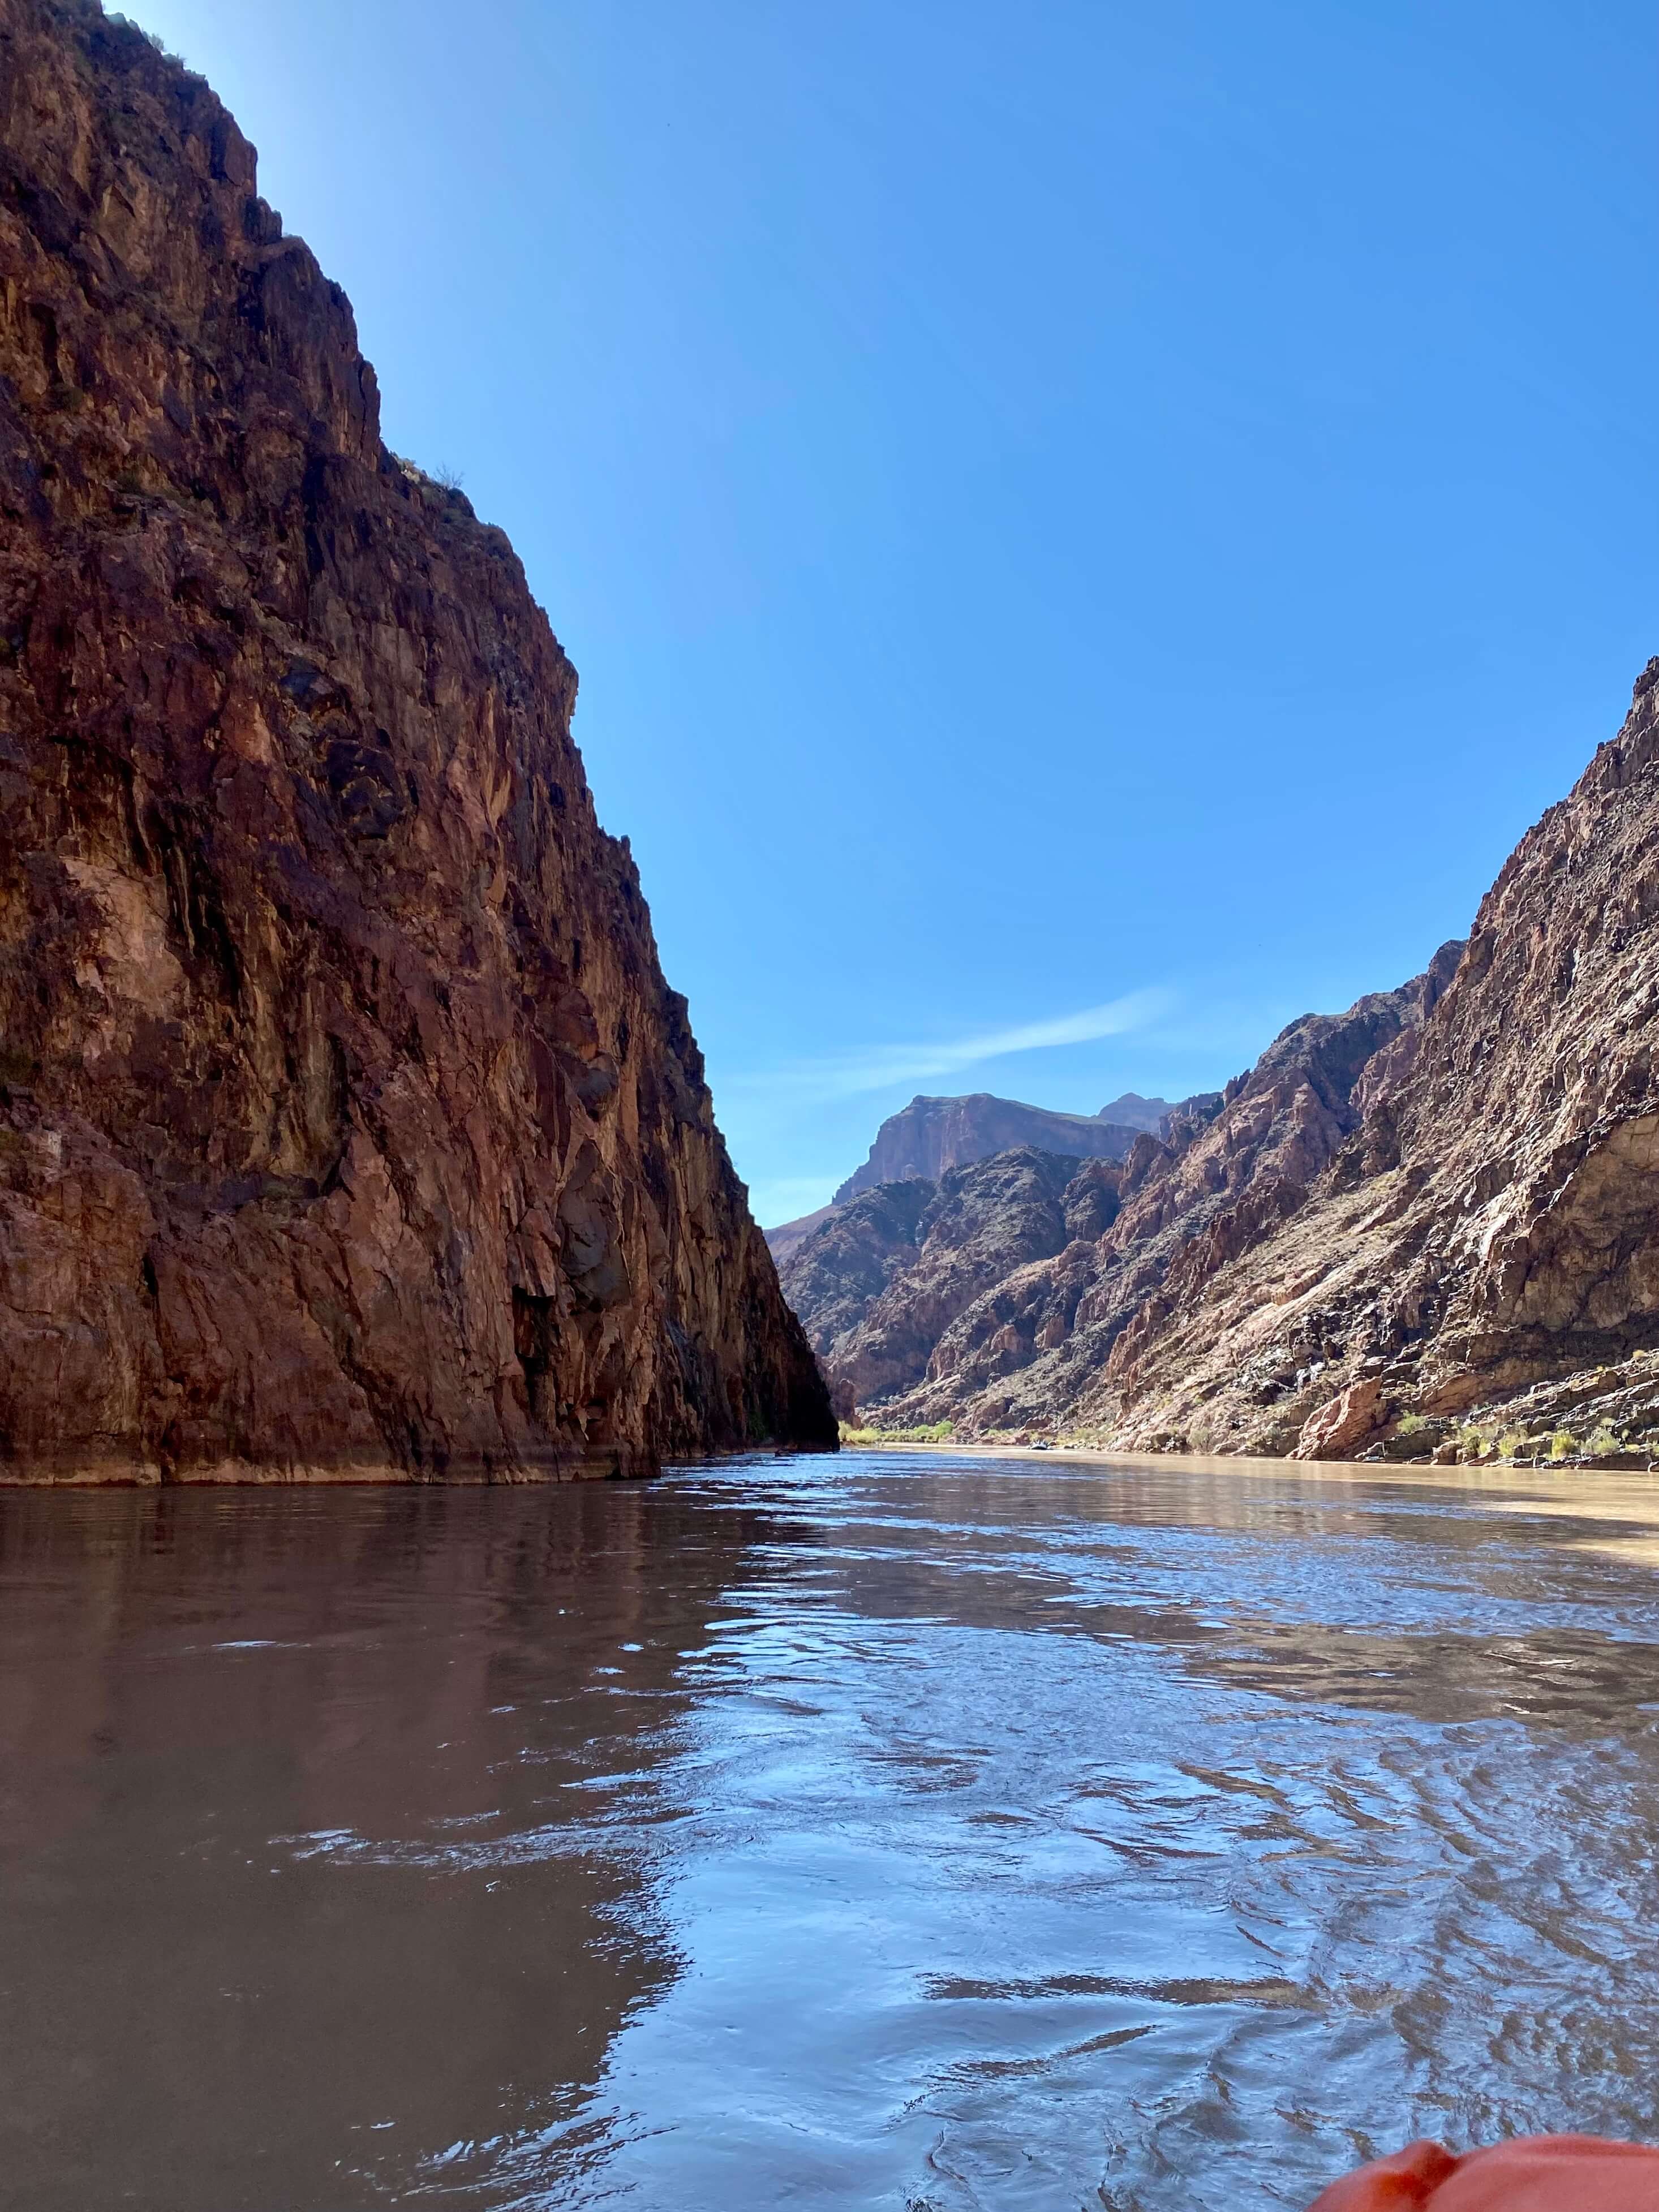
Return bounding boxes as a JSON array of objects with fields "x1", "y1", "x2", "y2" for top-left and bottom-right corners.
[{"x1": 781, "y1": 660, "x2": 1659, "y2": 1468}]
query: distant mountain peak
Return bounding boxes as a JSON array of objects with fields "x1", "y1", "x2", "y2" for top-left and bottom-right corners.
[
  {"x1": 765, "y1": 1087, "x2": 1219, "y2": 1258},
  {"x1": 1094, "y1": 1092, "x2": 1174, "y2": 1133},
  {"x1": 830, "y1": 1090, "x2": 1185, "y2": 1207}
]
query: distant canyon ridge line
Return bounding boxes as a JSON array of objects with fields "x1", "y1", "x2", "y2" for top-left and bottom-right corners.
[
  {"x1": 763, "y1": 1090, "x2": 1207, "y2": 1266},
  {"x1": 776, "y1": 660, "x2": 1659, "y2": 1471},
  {"x1": 0, "y1": 0, "x2": 834, "y2": 1482},
  {"x1": 770, "y1": 987, "x2": 1455, "y2": 1432}
]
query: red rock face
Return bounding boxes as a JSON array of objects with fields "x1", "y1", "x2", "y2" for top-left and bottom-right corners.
[
  {"x1": 782, "y1": 1147, "x2": 1102, "y2": 1415},
  {"x1": 820, "y1": 666, "x2": 1659, "y2": 1466},
  {"x1": 1102, "y1": 661, "x2": 1659, "y2": 1462},
  {"x1": 0, "y1": 0, "x2": 835, "y2": 1480},
  {"x1": 807, "y1": 967, "x2": 1454, "y2": 1438}
]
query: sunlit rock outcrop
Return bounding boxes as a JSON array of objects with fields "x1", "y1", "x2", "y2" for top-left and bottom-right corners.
[{"x1": 803, "y1": 664, "x2": 1659, "y2": 1466}]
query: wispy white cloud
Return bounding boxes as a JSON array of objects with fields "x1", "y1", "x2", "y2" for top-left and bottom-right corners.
[{"x1": 730, "y1": 987, "x2": 1175, "y2": 1104}]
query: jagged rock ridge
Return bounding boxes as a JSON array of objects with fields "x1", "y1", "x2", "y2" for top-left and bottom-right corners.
[
  {"x1": 784, "y1": 957, "x2": 1459, "y2": 1435},
  {"x1": 1103, "y1": 659, "x2": 1659, "y2": 1465},
  {"x1": 0, "y1": 0, "x2": 835, "y2": 1480},
  {"x1": 793, "y1": 660, "x2": 1659, "y2": 1465},
  {"x1": 832, "y1": 1091, "x2": 1161, "y2": 1204},
  {"x1": 766, "y1": 1087, "x2": 1206, "y2": 1268},
  {"x1": 782, "y1": 1147, "x2": 1123, "y2": 1418}
]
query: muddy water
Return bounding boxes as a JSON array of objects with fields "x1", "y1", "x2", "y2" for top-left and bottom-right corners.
[{"x1": 4, "y1": 1452, "x2": 1659, "y2": 2210}]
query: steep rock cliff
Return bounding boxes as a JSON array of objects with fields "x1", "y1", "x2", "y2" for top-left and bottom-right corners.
[
  {"x1": 1107, "y1": 661, "x2": 1659, "y2": 1462},
  {"x1": 781, "y1": 1147, "x2": 1123, "y2": 1419},
  {"x1": 776, "y1": 1177, "x2": 935, "y2": 1391},
  {"x1": 1096, "y1": 1091, "x2": 1181, "y2": 1137},
  {"x1": 767, "y1": 1092, "x2": 1209, "y2": 1265},
  {"x1": 0, "y1": 0, "x2": 835, "y2": 1480},
  {"x1": 836, "y1": 662, "x2": 1659, "y2": 1462}
]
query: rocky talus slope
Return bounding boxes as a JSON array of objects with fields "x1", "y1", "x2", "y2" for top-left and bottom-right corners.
[
  {"x1": 794, "y1": 664, "x2": 1659, "y2": 1466},
  {"x1": 0, "y1": 0, "x2": 833, "y2": 1481}
]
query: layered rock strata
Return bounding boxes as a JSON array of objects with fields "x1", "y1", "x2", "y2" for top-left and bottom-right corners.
[
  {"x1": 767, "y1": 1087, "x2": 1198, "y2": 1264},
  {"x1": 801, "y1": 661, "x2": 1659, "y2": 1464},
  {"x1": 790, "y1": 953, "x2": 1461, "y2": 1440},
  {"x1": 781, "y1": 1147, "x2": 1124, "y2": 1421},
  {"x1": 832, "y1": 1090, "x2": 1161, "y2": 1204},
  {"x1": 0, "y1": 0, "x2": 834, "y2": 1481}
]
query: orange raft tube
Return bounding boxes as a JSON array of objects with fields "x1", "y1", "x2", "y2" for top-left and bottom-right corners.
[{"x1": 1309, "y1": 2135, "x2": 1659, "y2": 2209}]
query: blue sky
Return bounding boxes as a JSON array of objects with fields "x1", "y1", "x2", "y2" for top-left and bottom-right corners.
[{"x1": 132, "y1": 0, "x2": 1657, "y2": 1223}]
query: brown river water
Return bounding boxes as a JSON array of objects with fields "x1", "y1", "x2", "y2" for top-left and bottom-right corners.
[{"x1": 5, "y1": 1449, "x2": 1659, "y2": 2211}]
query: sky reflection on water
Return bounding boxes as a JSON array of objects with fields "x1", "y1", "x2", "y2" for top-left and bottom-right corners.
[{"x1": 3, "y1": 1451, "x2": 1659, "y2": 2210}]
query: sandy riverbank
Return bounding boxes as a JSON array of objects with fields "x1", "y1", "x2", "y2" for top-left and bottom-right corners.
[{"x1": 843, "y1": 1436, "x2": 1659, "y2": 1563}]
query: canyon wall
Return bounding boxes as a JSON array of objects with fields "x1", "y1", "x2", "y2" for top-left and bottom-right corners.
[
  {"x1": 788, "y1": 961, "x2": 1456, "y2": 1439},
  {"x1": 767, "y1": 1091, "x2": 1162, "y2": 1268},
  {"x1": 805, "y1": 662, "x2": 1659, "y2": 1465},
  {"x1": 0, "y1": 0, "x2": 835, "y2": 1480},
  {"x1": 1106, "y1": 660, "x2": 1659, "y2": 1465},
  {"x1": 781, "y1": 1147, "x2": 1121, "y2": 1417}
]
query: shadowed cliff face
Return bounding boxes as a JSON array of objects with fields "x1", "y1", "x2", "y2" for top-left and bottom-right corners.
[
  {"x1": 0, "y1": 0, "x2": 835, "y2": 1479},
  {"x1": 778, "y1": 1177, "x2": 936, "y2": 1392}
]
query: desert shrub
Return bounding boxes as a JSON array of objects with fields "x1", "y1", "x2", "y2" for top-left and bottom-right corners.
[
  {"x1": 388, "y1": 454, "x2": 463, "y2": 494},
  {"x1": 105, "y1": 14, "x2": 191, "y2": 68},
  {"x1": 839, "y1": 1420, "x2": 955, "y2": 1445}
]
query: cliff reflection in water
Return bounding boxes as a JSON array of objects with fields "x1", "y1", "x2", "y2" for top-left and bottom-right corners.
[
  {"x1": 0, "y1": 1480, "x2": 793, "y2": 2210},
  {"x1": 5, "y1": 1453, "x2": 1659, "y2": 2210}
]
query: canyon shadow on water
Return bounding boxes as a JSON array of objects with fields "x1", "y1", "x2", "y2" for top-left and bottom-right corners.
[{"x1": 4, "y1": 1451, "x2": 1659, "y2": 2210}]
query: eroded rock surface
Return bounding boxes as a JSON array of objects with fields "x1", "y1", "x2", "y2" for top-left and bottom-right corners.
[
  {"x1": 0, "y1": 0, "x2": 834, "y2": 1480},
  {"x1": 766, "y1": 1086, "x2": 1202, "y2": 1269},
  {"x1": 780, "y1": 1147, "x2": 1121, "y2": 1421},
  {"x1": 1108, "y1": 660, "x2": 1659, "y2": 1464},
  {"x1": 807, "y1": 664, "x2": 1659, "y2": 1465},
  {"x1": 801, "y1": 952, "x2": 1460, "y2": 1439}
]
